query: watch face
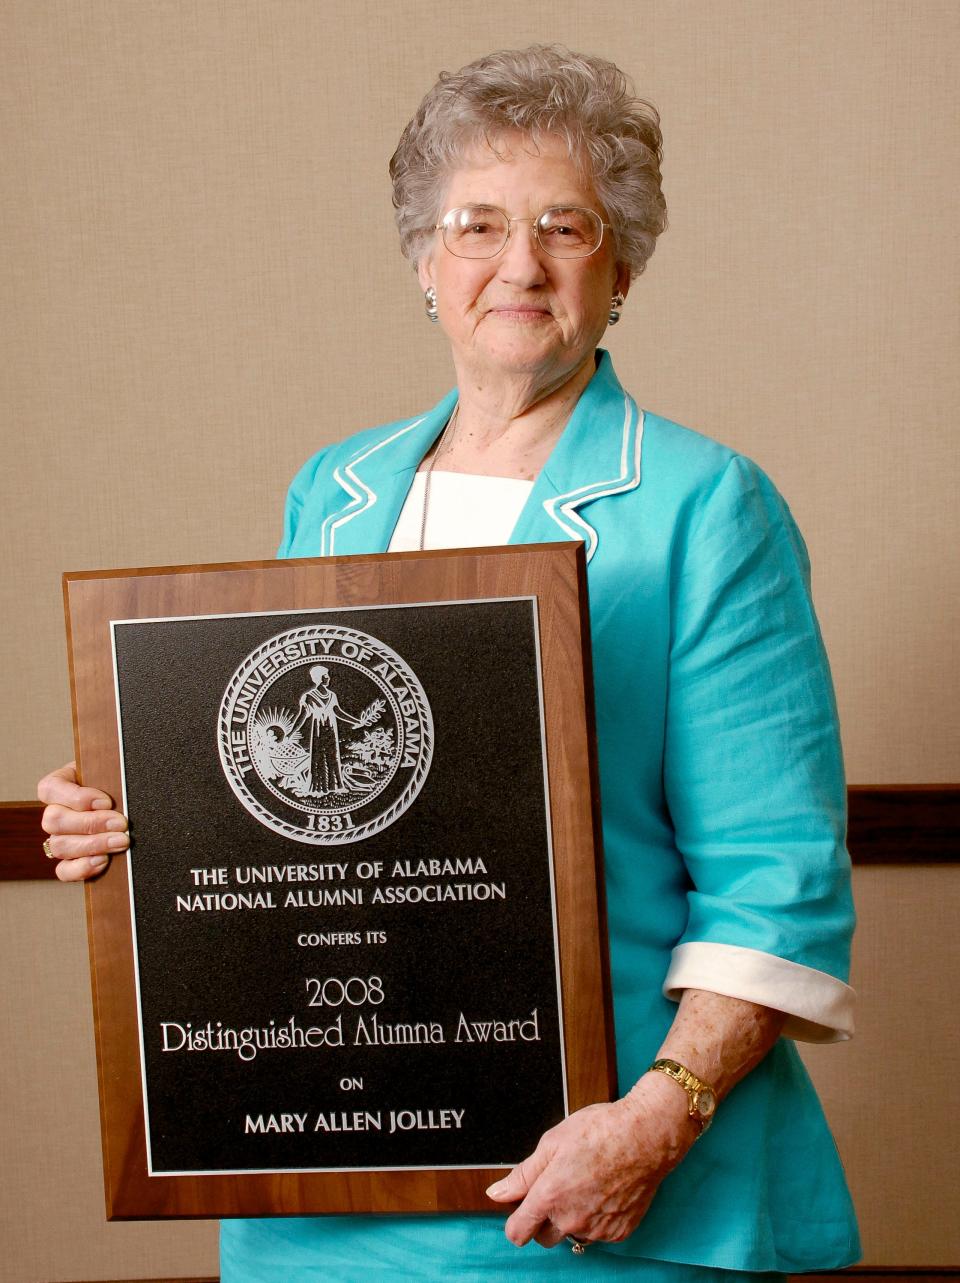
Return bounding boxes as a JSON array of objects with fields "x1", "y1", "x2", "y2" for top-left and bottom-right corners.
[{"x1": 696, "y1": 1089, "x2": 717, "y2": 1119}]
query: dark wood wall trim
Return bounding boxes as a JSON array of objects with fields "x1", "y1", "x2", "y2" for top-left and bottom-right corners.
[
  {"x1": 846, "y1": 785, "x2": 959, "y2": 864},
  {"x1": 1, "y1": 801, "x2": 58, "y2": 880},
  {"x1": 3, "y1": 786, "x2": 958, "y2": 881},
  {"x1": 804, "y1": 1273, "x2": 960, "y2": 1280}
]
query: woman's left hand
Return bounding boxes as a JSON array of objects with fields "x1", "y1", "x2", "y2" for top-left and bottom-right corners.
[{"x1": 485, "y1": 1071, "x2": 696, "y2": 1248}]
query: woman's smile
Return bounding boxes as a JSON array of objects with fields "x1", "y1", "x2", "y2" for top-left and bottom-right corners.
[{"x1": 484, "y1": 302, "x2": 553, "y2": 321}]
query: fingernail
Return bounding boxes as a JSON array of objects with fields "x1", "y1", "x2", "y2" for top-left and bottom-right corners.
[
  {"x1": 91, "y1": 798, "x2": 112, "y2": 809},
  {"x1": 91, "y1": 855, "x2": 109, "y2": 869},
  {"x1": 105, "y1": 818, "x2": 127, "y2": 832},
  {"x1": 485, "y1": 1181, "x2": 507, "y2": 1197},
  {"x1": 107, "y1": 834, "x2": 129, "y2": 850}
]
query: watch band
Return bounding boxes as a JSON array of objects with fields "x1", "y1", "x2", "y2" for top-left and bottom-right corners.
[{"x1": 648, "y1": 1058, "x2": 718, "y2": 1134}]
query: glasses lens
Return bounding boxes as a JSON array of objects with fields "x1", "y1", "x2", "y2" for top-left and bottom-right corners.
[
  {"x1": 442, "y1": 206, "x2": 509, "y2": 259},
  {"x1": 536, "y1": 207, "x2": 603, "y2": 258}
]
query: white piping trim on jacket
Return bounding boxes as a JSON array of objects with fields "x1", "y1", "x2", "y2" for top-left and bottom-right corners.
[
  {"x1": 542, "y1": 395, "x2": 643, "y2": 561},
  {"x1": 321, "y1": 416, "x2": 428, "y2": 555}
]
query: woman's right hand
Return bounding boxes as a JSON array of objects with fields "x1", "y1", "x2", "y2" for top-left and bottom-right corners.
[{"x1": 38, "y1": 762, "x2": 129, "y2": 883}]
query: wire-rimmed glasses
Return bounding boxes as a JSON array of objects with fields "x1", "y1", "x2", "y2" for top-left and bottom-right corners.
[{"x1": 436, "y1": 205, "x2": 611, "y2": 260}]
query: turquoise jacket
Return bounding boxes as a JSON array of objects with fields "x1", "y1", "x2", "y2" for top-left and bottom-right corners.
[{"x1": 243, "y1": 351, "x2": 859, "y2": 1274}]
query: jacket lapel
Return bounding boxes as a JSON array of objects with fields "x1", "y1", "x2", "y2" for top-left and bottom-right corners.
[
  {"x1": 319, "y1": 390, "x2": 457, "y2": 555},
  {"x1": 511, "y1": 351, "x2": 644, "y2": 561}
]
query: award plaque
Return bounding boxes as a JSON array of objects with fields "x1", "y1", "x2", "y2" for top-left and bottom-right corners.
[{"x1": 64, "y1": 544, "x2": 614, "y2": 1219}]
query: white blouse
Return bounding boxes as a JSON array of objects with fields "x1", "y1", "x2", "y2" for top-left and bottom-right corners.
[
  {"x1": 389, "y1": 470, "x2": 855, "y2": 1041},
  {"x1": 388, "y1": 470, "x2": 534, "y2": 552}
]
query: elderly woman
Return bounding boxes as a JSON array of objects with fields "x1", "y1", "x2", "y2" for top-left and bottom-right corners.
[{"x1": 39, "y1": 45, "x2": 858, "y2": 1283}]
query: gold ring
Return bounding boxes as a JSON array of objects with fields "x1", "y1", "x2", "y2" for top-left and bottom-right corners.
[
  {"x1": 567, "y1": 1236, "x2": 588, "y2": 1255},
  {"x1": 42, "y1": 839, "x2": 56, "y2": 860}
]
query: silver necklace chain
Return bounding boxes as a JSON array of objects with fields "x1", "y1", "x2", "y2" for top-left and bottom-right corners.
[{"x1": 418, "y1": 404, "x2": 459, "y2": 551}]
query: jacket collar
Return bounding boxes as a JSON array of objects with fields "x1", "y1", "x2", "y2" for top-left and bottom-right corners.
[
  {"x1": 319, "y1": 391, "x2": 456, "y2": 556},
  {"x1": 513, "y1": 350, "x2": 643, "y2": 561},
  {"x1": 321, "y1": 351, "x2": 642, "y2": 561}
]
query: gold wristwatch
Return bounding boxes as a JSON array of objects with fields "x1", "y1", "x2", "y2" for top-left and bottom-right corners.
[{"x1": 648, "y1": 1058, "x2": 718, "y2": 1135}]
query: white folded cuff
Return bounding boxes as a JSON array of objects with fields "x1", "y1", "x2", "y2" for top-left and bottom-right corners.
[{"x1": 663, "y1": 941, "x2": 856, "y2": 1043}]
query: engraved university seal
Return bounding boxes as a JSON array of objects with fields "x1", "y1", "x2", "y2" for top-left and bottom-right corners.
[{"x1": 218, "y1": 624, "x2": 433, "y2": 845}]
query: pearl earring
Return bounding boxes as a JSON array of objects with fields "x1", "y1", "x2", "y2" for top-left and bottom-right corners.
[{"x1": 608, "y1": 291, "x2": 626, "y2": 326}]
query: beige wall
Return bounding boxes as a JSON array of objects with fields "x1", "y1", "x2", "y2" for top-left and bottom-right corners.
[{"x1": 2, "y1": 2, "x2": 957, "y2": 1279}]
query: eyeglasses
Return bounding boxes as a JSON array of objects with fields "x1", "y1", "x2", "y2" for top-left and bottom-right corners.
[{"x1": 435, "y1": 205, "x2": 611, "y2": 260}]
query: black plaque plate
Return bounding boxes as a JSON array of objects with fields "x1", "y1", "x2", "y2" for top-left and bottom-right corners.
[{"x1": 112, "y1": 598, "x2": 565, "y2": 1174}]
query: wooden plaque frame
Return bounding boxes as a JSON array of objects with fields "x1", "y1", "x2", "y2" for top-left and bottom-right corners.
[{"x1": 64, "y1": 543, "x2": 615, "y2": 1219}]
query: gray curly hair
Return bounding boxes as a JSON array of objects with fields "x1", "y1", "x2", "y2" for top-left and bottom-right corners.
[{"x1": 389, "y1": 45, "x2": 667, "y2": 279}]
